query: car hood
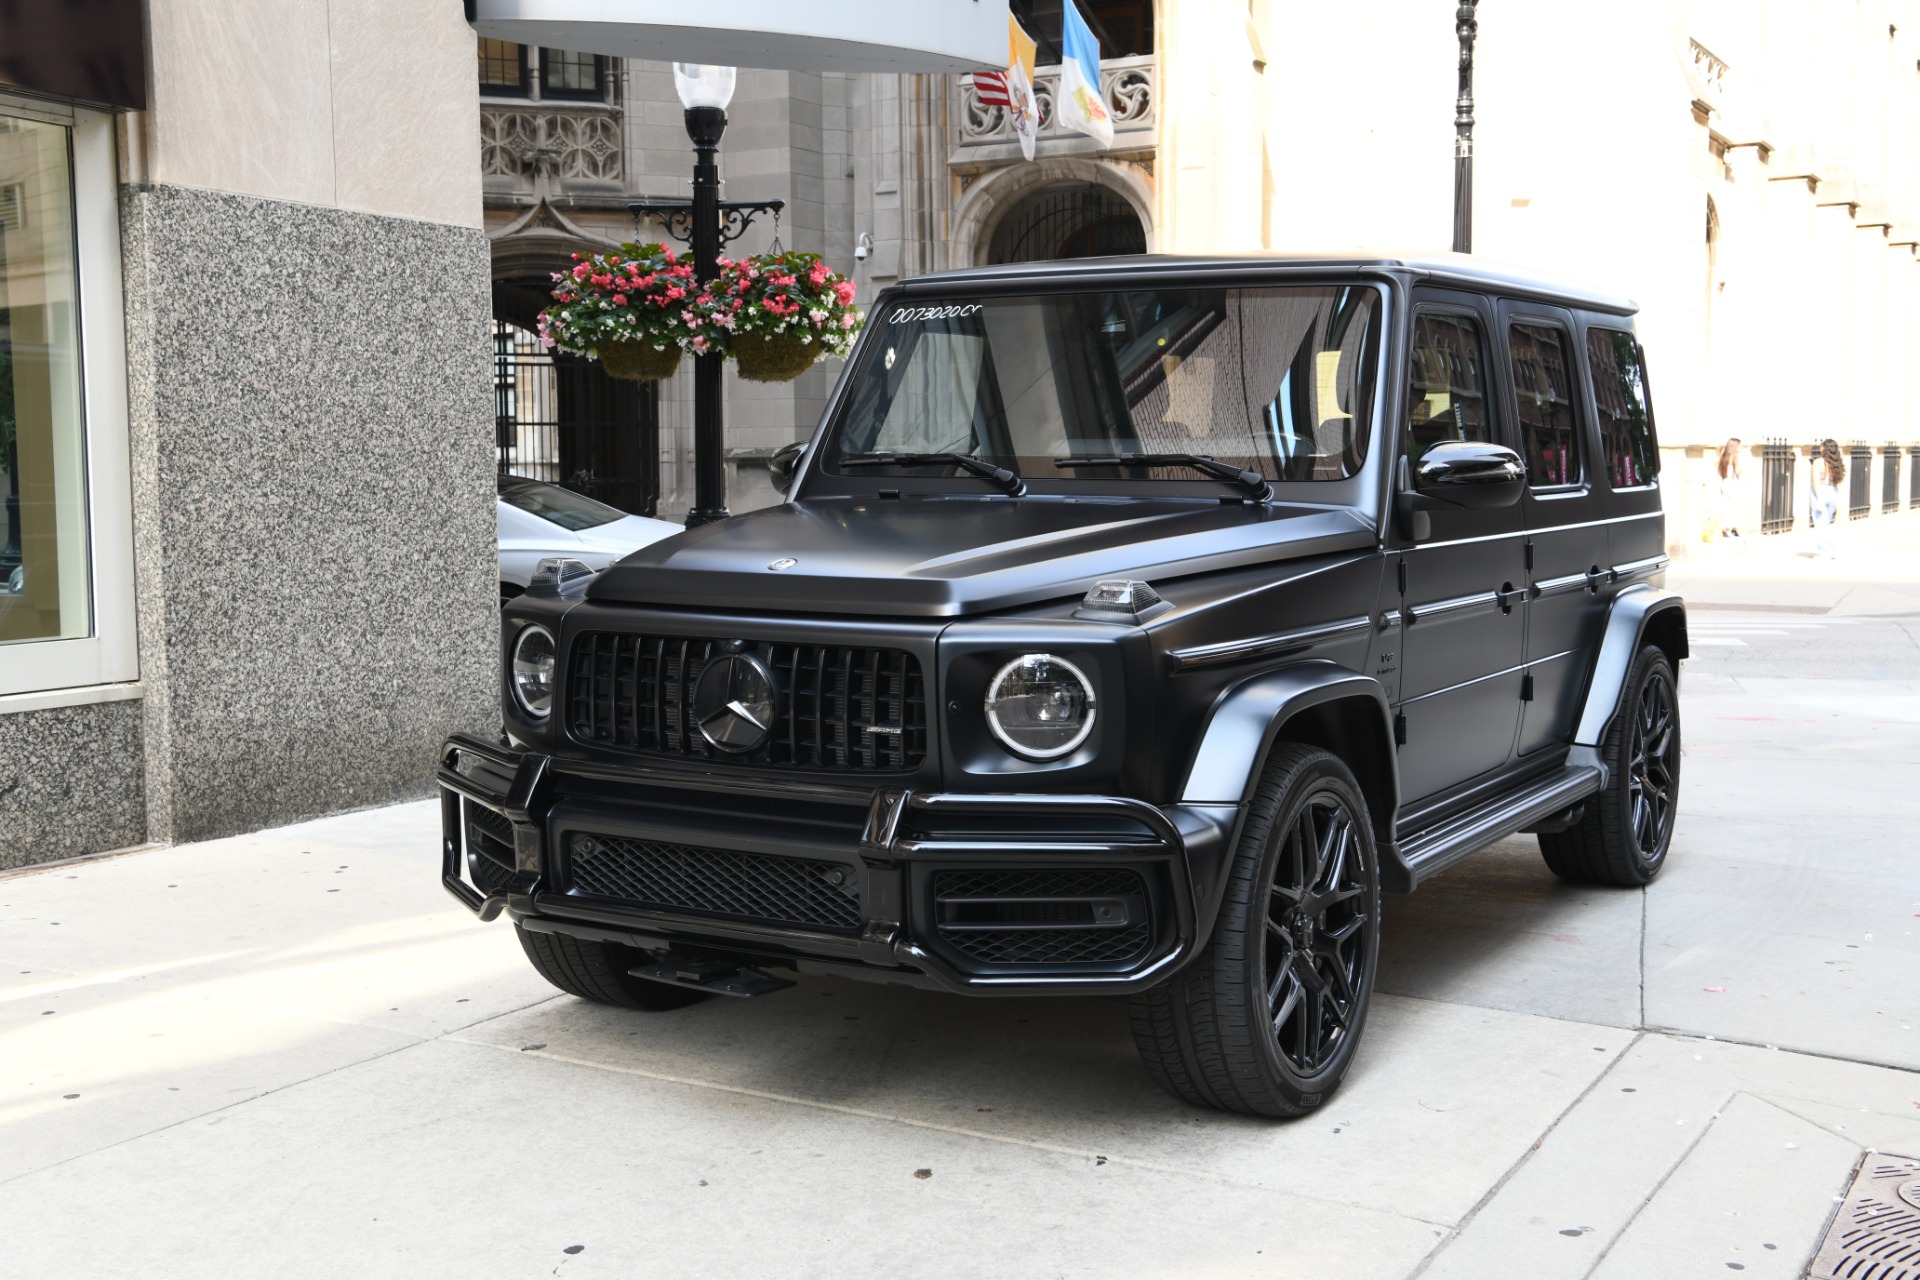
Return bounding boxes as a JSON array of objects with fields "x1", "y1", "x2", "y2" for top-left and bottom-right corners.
[{"x1": 586, "y1": 498, "x2": 1377, "y2": 617}]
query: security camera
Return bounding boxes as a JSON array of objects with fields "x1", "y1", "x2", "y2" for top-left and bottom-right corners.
[{"x1": 854, "y1": 231, "x2": 874, "y2": 262}]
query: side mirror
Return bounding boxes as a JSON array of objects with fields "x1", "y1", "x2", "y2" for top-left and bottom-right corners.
[
  {"x1": 1413, "y1": 440, "x2": 1526, "y2": 509},
  {"x1": 768, "y1": 440, "x2": 807, "y2": 496}
]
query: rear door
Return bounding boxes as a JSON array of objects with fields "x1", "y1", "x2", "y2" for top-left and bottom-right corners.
[
  {"x1": 1395, "y1": 291, "x2": 1528, "y2": 803},
  {"x1": 1501, "y1": 303, "x2": 1611, "y2": 756}
]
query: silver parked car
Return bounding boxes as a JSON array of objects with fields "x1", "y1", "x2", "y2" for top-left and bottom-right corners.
[{"x1": 497, "y1": 476, "x2": 680, "y2": 603}]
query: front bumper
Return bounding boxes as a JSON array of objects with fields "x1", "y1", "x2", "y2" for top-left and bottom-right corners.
[{"x1": 438, "y1": 734, "x2": 1238, "y2": 995}]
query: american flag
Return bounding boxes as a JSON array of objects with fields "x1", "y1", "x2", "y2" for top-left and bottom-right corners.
[{"x1": 971, "y1": 70, "x2": 1012, "y2": 107}]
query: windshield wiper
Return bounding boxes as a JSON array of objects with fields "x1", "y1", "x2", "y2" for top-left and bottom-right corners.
[
  {"x1": 842, "y1": 452, "x2": 1026, "y2": 497},
  {"x1": 1054, "y1": 452, "x2": 1274, "y2": 502}
]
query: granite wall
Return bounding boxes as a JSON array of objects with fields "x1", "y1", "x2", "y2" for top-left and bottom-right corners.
[
  {"x1": 0, "y1": 699, "x2": 146, "y2": 868},
  {"x1": 120, "y1": 184, "x2": 498, "y2": 845}
]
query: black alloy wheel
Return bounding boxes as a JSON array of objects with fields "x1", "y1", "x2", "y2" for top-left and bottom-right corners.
[
  {"x1": 1540, "y1": 644, "x2": 1681, "y2": 886},
  {"x1": 1265, "y1": 792, "x2": 1371, "y2": 1076},
  {"x1": 1130, "y1": 744, "x2": 1381, "y2": 1117}
]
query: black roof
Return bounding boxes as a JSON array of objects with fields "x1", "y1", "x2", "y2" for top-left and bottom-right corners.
[{"x1": 900, "y1": 252, "x2": 1639, "y2": 316}]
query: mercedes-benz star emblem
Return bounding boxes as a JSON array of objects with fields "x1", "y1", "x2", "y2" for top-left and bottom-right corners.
[
  {"x1": 693, "y1": 653, "x2": 777, "y2": 753},
  {"x1": 767, "y1": 557, "x2": 798, "y2": 571}
]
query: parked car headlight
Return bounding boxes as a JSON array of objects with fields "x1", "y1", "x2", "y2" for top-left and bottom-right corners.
[
  {"x1": 984, "y1": 654, "x2": 1096, "y2": 759},
  {"x1": 510, "y1": 624, "x2": 557, "y2": 719}
]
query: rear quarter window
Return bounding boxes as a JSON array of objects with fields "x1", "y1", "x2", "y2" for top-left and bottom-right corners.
[{"x1": 1585, "y1": 327, "x2": 1659, "y2": 489}]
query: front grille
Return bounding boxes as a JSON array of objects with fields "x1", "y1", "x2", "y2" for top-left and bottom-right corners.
[
  {"x1": 566, "y1": 831, "x2": 862, "y2": 933},
  {"x1": 568, "y1": 632, "x2": 927, "y2": 772},
  {"x1": 463, "y1": 801, "x2": 517, "y2": 895},
  {"x1": 932, "y1": 868, "x2": 1152, "y2": 968}
]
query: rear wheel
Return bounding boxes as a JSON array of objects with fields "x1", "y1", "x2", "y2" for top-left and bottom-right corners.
[
  {"x1": 1540, "y1": 644, "x2": 1680, "y2": 886},
  {"x1": 1129, "y1": 745, "x2": 1380, "y2": 1117},
  {"x1": 515, "y1": 925, "x2": 709, "y2": 1010}
]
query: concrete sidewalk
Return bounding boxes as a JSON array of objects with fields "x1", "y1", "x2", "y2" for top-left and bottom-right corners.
[
  {"x1": 3, "y1": 578, "x2": 1916, "y2": 1277},
  {"x1": 1670, "y1": 508, "x2": 1920, "y2": 615}
]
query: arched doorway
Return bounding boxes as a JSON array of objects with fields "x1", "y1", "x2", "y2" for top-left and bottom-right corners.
[
  {"x1": 986, "y1": 182, "x2": 1147, "y2": 265},
  {"x1": 490, "y1": 272, "x2": 661, "y2": 517}
]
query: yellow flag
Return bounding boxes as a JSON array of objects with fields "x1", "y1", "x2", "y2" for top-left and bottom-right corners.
[{"x1": 1009, "y1": 14, "x2": 1037, "y2": 81}]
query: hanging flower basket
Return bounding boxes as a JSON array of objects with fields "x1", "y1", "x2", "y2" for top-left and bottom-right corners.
[
  {"x1": 536, "y1": 242, "x2": 699, "y2": 382},
  {"x1": 732, "y1": 333, "x2": 822, "y2": 383},
  {"x1": 596, "y1": 339, "x2": 683, "y2": 383},
  {"x1": 694, "y1": 250, "x2": 863, "y2": 384}
]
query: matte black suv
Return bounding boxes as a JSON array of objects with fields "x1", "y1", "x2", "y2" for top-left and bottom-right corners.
[{"x1": 441, "y1": 255, "x2": 1687, "y2": 1117}]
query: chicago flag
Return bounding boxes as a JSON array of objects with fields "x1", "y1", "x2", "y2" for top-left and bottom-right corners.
[{"x1": 1057, "y1": 1, "x2": 1113, "y2": 147}]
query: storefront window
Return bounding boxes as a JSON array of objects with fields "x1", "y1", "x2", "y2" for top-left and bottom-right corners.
[{"x1": 0, "y1": 111, "x2": 89, "y2": 647}]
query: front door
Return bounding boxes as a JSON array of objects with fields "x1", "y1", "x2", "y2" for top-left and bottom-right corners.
[
  {"x1": 1501, "y1": 304, "x2": 1612, "y2": 756},
  {"x1": 1395, "y1": 294, "x2": 1527, "y2": 804}
]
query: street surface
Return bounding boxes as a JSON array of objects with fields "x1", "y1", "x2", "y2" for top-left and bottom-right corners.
[{"x1": 3, "y1": 515, "x2": 1916, "y2": 1278}]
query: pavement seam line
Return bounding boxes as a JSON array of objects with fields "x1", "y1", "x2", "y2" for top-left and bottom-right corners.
[
  {"x1": 1404, "y1": 1029, "x2": 1645, "y2": 1280},
  {"x1": 1367, "y1": 987, "x2": 1641, "y2": 1035},
  {"x1": 1638, "y1": 884, "x2": 1647, "y2": 1030},
  {"x1": 0, "y1": 992, "x2": 567, "y2": 1191},
  {"x1": 1577, "y1": 1085, "x2": 1738, "y2": 1279},
  {"x1": 445, "y1": 1036, "x2": 1453, "y2": 1225},
  {"x1": 1638, "y1": 1024, "x2": 1920, "y2": 1076}
]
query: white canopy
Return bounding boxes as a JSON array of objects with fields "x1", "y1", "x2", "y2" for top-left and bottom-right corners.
[{"x1": 469, "y1": 0, "x2": 1007, "y2": 74}]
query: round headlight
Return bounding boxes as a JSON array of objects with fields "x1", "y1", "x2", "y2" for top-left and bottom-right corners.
[
  {"x1": 510, "y1": 624, "x2": 557, "y2": 719},
  {"x1": 984, "y1": 653, "x2": 1097, "y2": 760}
]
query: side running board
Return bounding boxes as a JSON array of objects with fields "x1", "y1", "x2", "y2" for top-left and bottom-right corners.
[{"x1": 1384, "y1": 760, "x2": 1606, "y2": 891}]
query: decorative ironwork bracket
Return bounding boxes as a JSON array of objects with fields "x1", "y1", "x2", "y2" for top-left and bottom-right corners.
[{"x1": 628, "y1": 199, "x2": 786, "y2": 250}]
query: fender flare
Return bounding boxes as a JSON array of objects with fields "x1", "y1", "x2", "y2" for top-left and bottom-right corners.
[
  {"x1": 1574, "y1": 585, "x2": 1688, "y2": 747},
  {"x1": 1179, "y1": 660, "x2": 1398, "y2": 820}
]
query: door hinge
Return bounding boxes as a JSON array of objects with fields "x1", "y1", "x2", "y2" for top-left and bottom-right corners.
[
  {"x1": 1397, "y1": 558, "x2": 1407, "y2": 596},
  {"x1": 1393, "y1": 712, "x2": 1408, "y2": 746},
  {"x1": 1521, "y1": 673, "x2": 1535, "y2": 702},
  {"x1": 1525, "y1": 541, "x2": 1535, "y2": 572}
]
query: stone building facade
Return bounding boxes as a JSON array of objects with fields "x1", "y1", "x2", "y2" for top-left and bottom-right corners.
[{"x1": 1, "y1": 2, "x2": 496, "y2": 867}]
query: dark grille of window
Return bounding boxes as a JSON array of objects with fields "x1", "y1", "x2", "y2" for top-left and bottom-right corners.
[
  {"x1": 477, "y1": 39, "x2": 525, "y2": 93},
  {"x1": 567, "y1": 633, "x2": 927, "y2": 772},
  {"x1": 540, "y1": 49, "x2": 603, "y2": 99}
]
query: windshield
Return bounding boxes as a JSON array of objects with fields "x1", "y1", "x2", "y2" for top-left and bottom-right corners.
[
  {"x1": 498, "y1": 479, "x2": 627, "y2": 531},
  {"x1": 825, "y1": 285, "x2": 1382, "y2": 489}
]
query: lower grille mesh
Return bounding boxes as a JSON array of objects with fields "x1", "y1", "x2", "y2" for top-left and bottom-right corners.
[
  {"x1": 932, "y1": 868, "x2": 1151, "y2": 968},
  {"x1": 566, "y1": 831, "x2": 861, "y2": 933},
  {"x1": 464, "y1": 802, "x2": 517, "y2": 896}
]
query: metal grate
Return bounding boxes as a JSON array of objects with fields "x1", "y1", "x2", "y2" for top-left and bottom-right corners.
[
  {"x1": 932, "y1": 868, "x2": 1151, "y2": 967},
  {"x1": 568, "y1": 633, "x2": 927, "y2": 772},
  {"x1": 1806, "y1": 1154, "x2": 1920, "y2": 1280},
  {"x1": 1760, "y1": 438, "x2": 1797, "y2": 535},
  {"x1": 464, "y1": 801, "x2": 517, "y2": 895},
  {"x1": 1910, "y1": 447, "x2": 1920, "y2": 508},
  {"x1": 494, "y1": 319, "x2": 659, "y2": 516},
  {"x1": 566, "y1": 831, "x2": 862, "y2": 932},
  {"x1": 1885, "y1": 445, "x2": 1903, "y2": 515},
  {"x1": 1850, "y1": 442, "x2": 1874, "y2": 520}
]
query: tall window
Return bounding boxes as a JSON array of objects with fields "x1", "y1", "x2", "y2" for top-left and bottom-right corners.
[
  {"x1": 1509, "y1": 321, "x2": 1582, "y2": 488},
  {"x1": 1405, "y1": 312, "x2": 1494, "y2": 467},
  {"x1": 540, "y1": 50, "x2": 605, "y2": 101},
  {"x1": 478, "y1": 39, "x2": 528, "y2": 97},
  {"x1": 1587, "y1": 327, "x2": 1660, "y2": 489},
  {"x1": 0, "y1": 100, "x2": 135, "y2": 696}
]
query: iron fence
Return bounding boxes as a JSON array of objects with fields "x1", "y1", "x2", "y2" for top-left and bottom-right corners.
[
  {"x1": 494, "y1": 320, "x2": 659, "y2": 516},
  {"x1": 1848, "y1": 442, "x2": 1872, "y2": 520},
  {"x1": 1884, "y1": 445, "x2": 1902, "y2": 515},
  {"x1": 1760, "y1": 438, "x2": 1796, "y2": 534},
  {"x1": 1911, "y1": 446, "x2": 1920, "y2": 508}
]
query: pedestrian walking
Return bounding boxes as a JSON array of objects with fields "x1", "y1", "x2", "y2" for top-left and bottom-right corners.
[
  {"x1": 1809, "y1": 438, "x2": 1844, "y2": 558},
  {"x1": 1717, "y1": 438, "x2": 1744, "y2": 538}
]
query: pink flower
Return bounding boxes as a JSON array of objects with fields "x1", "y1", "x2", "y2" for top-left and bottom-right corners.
[
  {"x1": 834, "y1": 280, "x2": 856, "y2": 305},
  {"x1": 840, "y1": 312, "x2": 857, "y2": 329},
  {"x1": 612, "y1": 293, "x2": 628, "y2": 306},
  {"x1": 572, "y1": 263, "x2": 590, "y2": 280},
  {"x1": 808, "y1": 261, "x2": 831, "y2": 286},
  {"x1": 691, "y1": 335, "x2": 710, "y2": 353}
]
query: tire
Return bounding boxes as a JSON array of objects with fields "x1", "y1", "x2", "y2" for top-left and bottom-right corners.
[
  {"x1": 1129, "y1": 744, "x2": 1382, "y2": 1117},
  {"x1": 1539, "y1": 643, "x2": 1680, "y2": 887},
  {"x1": 515, "y1": 925, "x2": 709, "y2": 1010}
]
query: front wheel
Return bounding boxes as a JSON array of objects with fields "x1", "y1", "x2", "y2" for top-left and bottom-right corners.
[
  {"x1": 1539, "y1": 643, "x2": 1680, "y2": 886},
  {"x1": 1129, "y1": 745, "x2": 1381, "y2": 1117}
]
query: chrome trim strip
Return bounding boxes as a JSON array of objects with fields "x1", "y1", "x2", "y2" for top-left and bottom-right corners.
[
  {"x1": 1408, "y1": 590, "x2": 1498, "y2": 622},
  {"x1": 1534, "y1": 572, "x2": 1589, "y2": 596},
  {"x1": 1169, "y1": 615, "x2": 1374, "y2": 670},
  {"x1": 1399, "y1": 656, "x2": 1531, "y2": 704},
  {"x1": 1612, "y1": 555, "x2": 1669, "y2": 579},
  {"x1": 1414, "y1": 510, "x2": 1661, "y2": 550}
]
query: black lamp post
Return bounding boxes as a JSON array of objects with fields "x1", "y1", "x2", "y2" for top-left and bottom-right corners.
[
  {"x1": 630, "y1": 63, "x2": 785, "y2": 528},
  {"x1": 1453, "y1": 1, "x2": 1479, "y2": 254}
]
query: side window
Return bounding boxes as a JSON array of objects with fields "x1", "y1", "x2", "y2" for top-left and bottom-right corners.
[
  {"x1": 1405, "y1": 311, "x2": 1494, "y2": 467},
  {"x1": 1586, "y1": 327, "x2": 1659, "y2": 488},
  {"x1": 1508, "y1": 321, "x2": 1582, "y2": 488}
]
